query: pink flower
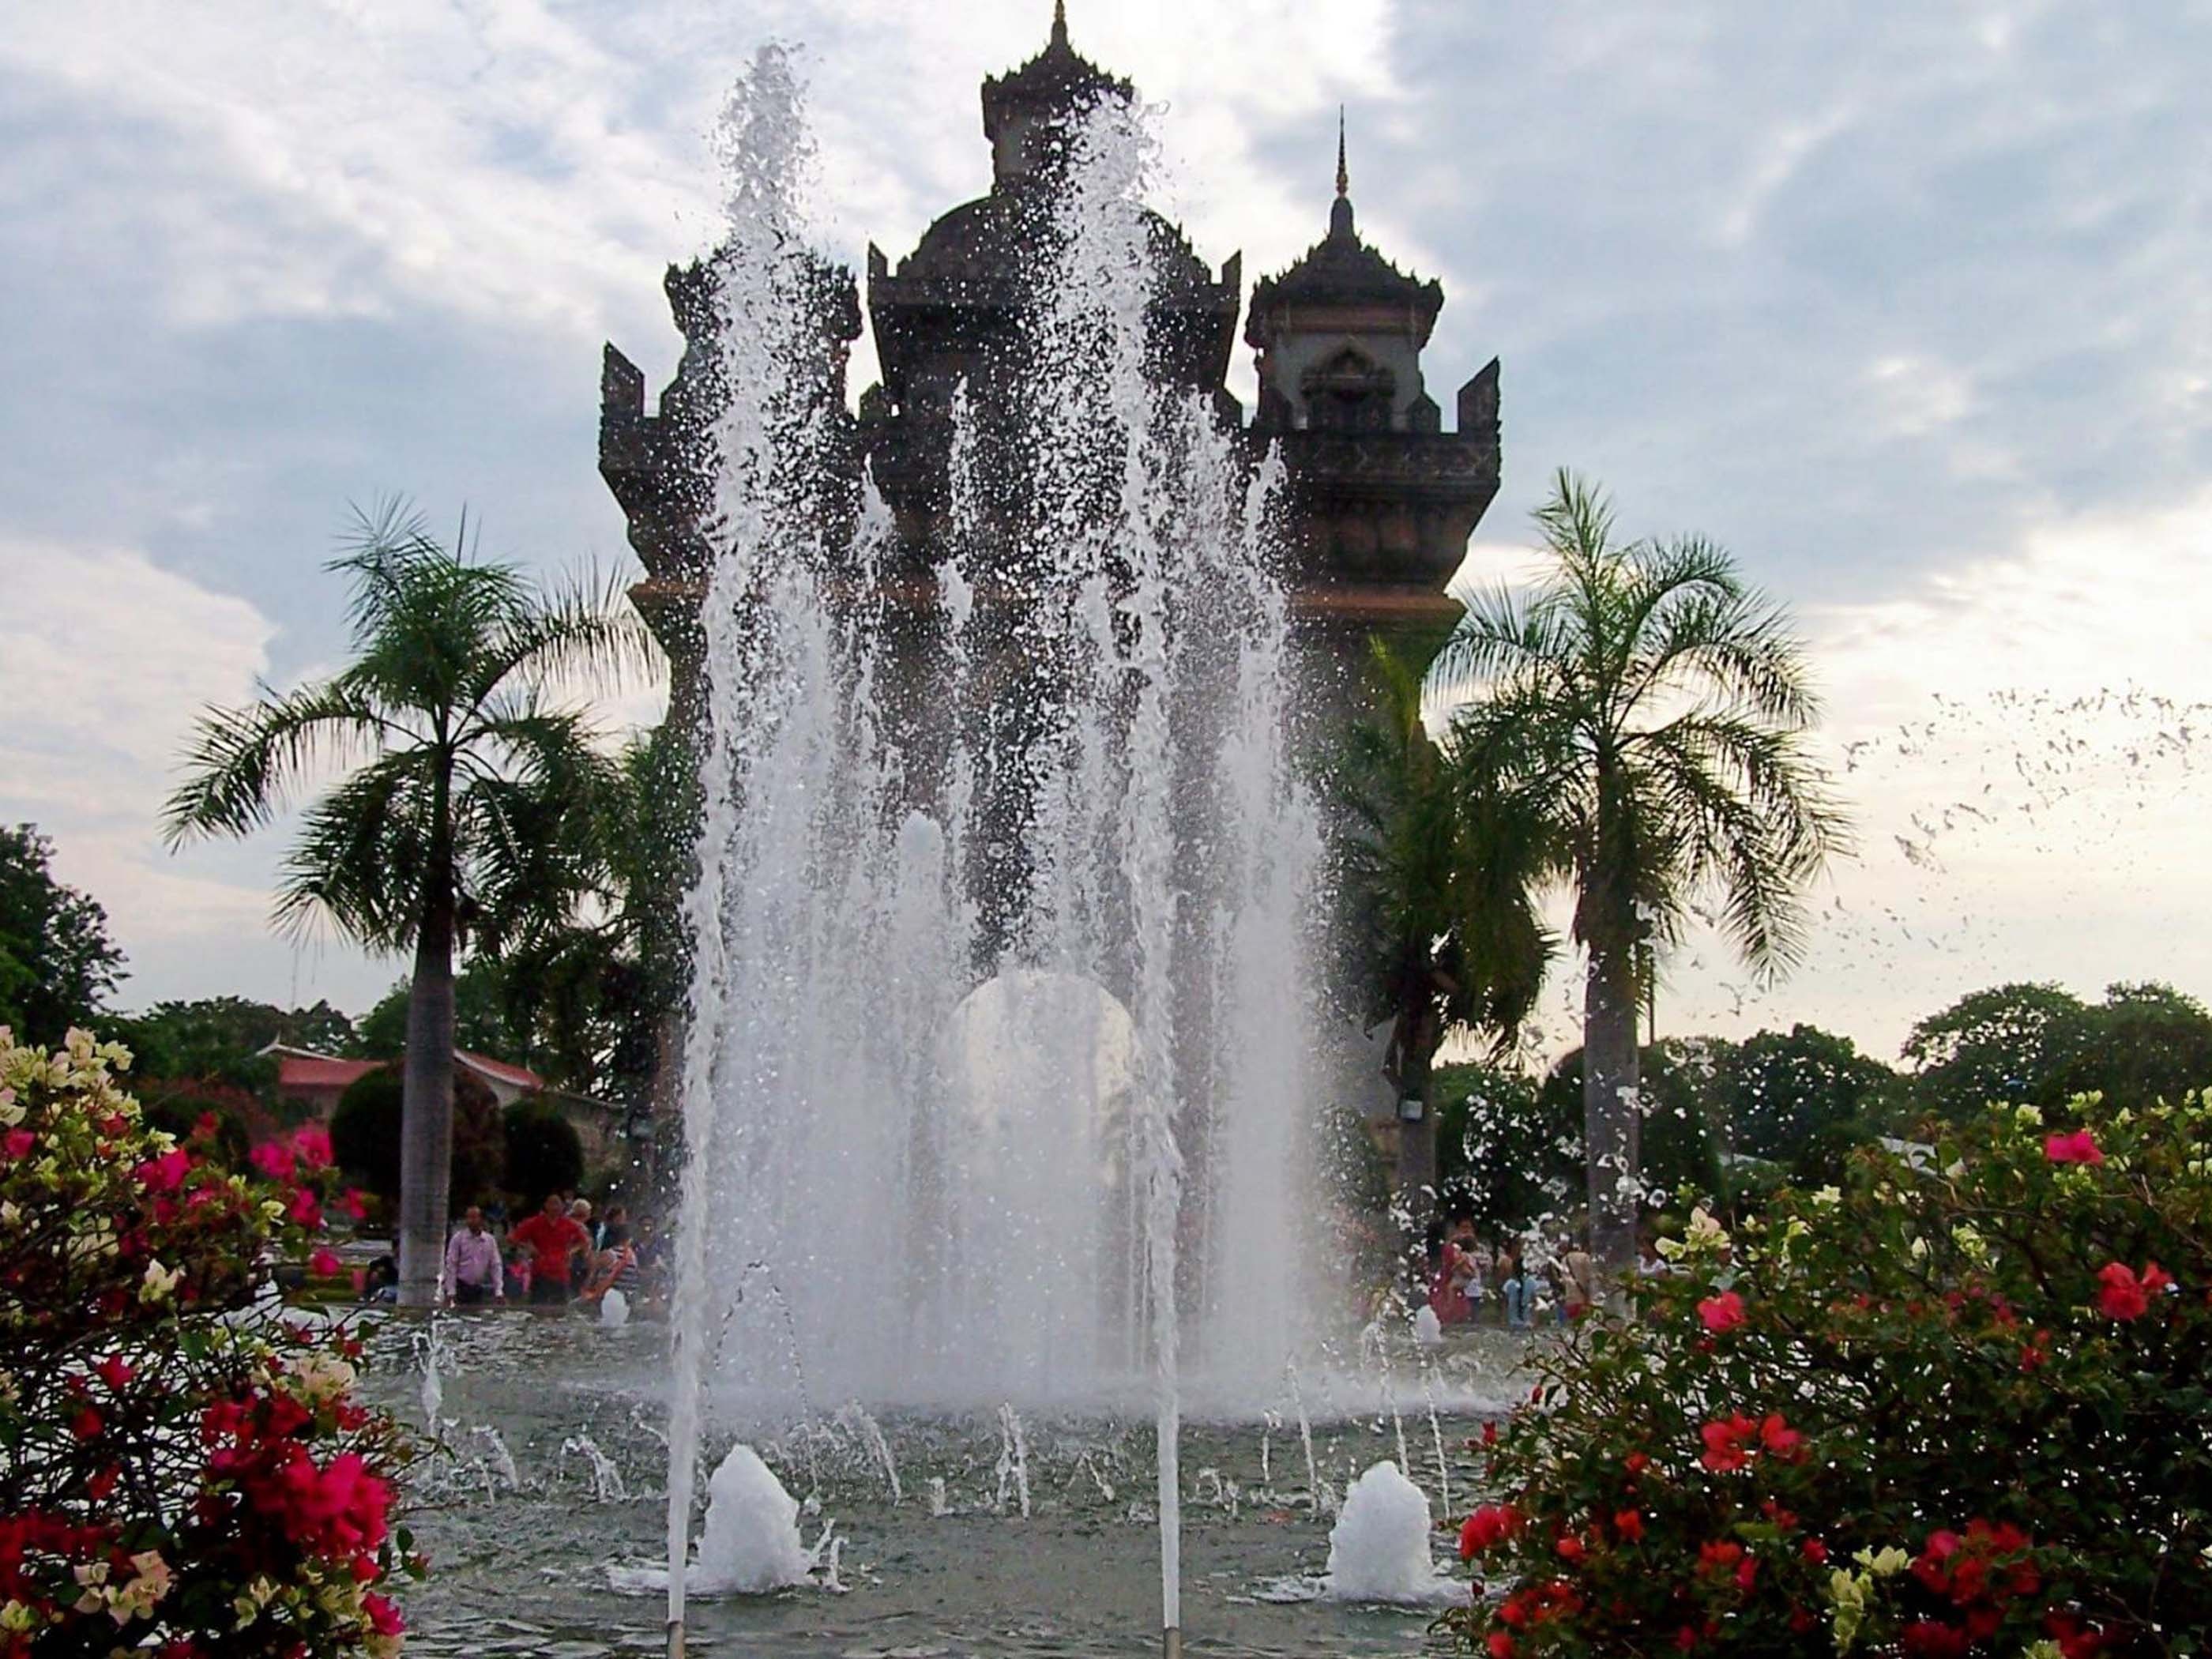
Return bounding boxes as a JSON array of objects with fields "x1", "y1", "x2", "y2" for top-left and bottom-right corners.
[
  {"x1": 250, "y1": 1141, "x2": 296, "y2": 1181},
  {"x1": 1, "y1": 1128, "x2": 32, "y2": 1161},
  {"x1": 310, "y1": 1247, "x2": 344, "y2": 1277},
  {"x1": 134, "y1": 1148, "x2": 192, "y2": 1193},
  {"x1": 338, "y1": 1188, "x2": 369, "y2": 1222},
  {"x1": 2043, "y1": 1130, "x2": 2104, "y2": 1166},
  {"x1": 288, "y1": 1187, "x2": 323, "y2": 1230},
  {"x1": 363, "y1": 1591, "x2": 405, "y2": 1635},
  {"x1": 1697, "y1": 1292, "x2": 1747, "y2": 1334},
  {"x1": 2097, "y1": 1260, "x2": 2172, "y2": 1321},
  {"x1": 291, "y1": 1125, "x2": 333, "y2": 1170}
]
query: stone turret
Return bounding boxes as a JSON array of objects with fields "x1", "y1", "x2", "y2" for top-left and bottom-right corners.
[{"x1": 1247, "y1": 118, "x2": 1501, "y2": 631}]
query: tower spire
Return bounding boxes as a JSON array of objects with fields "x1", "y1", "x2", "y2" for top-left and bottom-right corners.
[
  {"x1": 1051, "y1": 0, "x2": 1069, "y2": 48},
  {"x1": 1336, "y1": 106, "x2": 1349, "y2": 198}
]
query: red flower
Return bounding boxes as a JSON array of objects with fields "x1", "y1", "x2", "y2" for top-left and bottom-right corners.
[
  {"x1": 363, "y1": 1593, "x2": 405, "y2": 1636},
  {"x1": 2042, "y1": 1130, "x2": 2104, "y2": 1165},
  {"x1": 1734, "y1": 1553, "x2": 1758, "y2": 1592},
  {"x1": 1697, "y1": 1292, "x2": 1747, "y2": 1334},
  {"x1": 1698, "y1": 1414, "x2": 1757, "y2": 1473},
  {"x1": 1758, "y1": 1414, "x2": 1805, "y2": 1461},
  {"x1": 1555, "y1": 1531, "x2": 1587, "y2": 1563},
  {"x1": 95, "y1": 1354, "x2": 134, "y2": 1392},
  {"x1": 1486, "y1": 1635, "x2": 1515, "y2": 1659},
  {"x1": 1461, "y1": 1503, "x2": 1522, "y2": 1559},
  {"x1": 0, "y1": 1128, "x2": 32, "y2": 1161},
  {"x1": 134, "y1": 1148, "x2": 192, "y2": 1193},
  {"x1": 1613, "y1": 1508, "x2": 1644, "y2": 1542},
  {"x1": 1481, "y1": 1420, "x2": 1499, "y2": 1446},
  {"x1": 1624, "y1": 1450, "x2": 1650, "y2": 1476},
  {"x1": 1697, "y1": 1540, "x2": 1743, "y2": 1578},
  {"x1": 1802, "y1": 1538, "x2": 1829, "y2": 1564},
  {"x1": 88, "y1": 1465, "x2": 119, "y2": 1501},
  {"x1": 2097, "y1": 1260, "x2": 2172, "y2": 1321},
  {"x1": 310, "y1": 1248, "x2": 345, "y2": 1277},
  {"x1": 70, "y1": 1406, "x2": 102, "y2": 1442}
]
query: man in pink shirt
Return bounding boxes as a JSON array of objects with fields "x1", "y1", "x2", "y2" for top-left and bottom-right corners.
[{"x1": 443, "y1": 1206, "x2": 505, "y2": 1306}]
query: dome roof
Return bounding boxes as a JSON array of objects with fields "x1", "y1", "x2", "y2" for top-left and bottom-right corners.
[{"x1": 893, "y1": 190, "x2": 1217, "y2": 297}]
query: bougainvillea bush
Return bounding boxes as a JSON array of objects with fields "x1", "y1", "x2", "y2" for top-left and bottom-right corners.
[
  {"x1": 1443, "y1": 1093, "x2": 2210, "y2": 1658},
  {"x1": 0, "y1": 1027, "x2": 415, "y2": 1656}
]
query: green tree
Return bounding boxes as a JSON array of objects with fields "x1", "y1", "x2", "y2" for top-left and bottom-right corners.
[
  {"x1": 502, "y1": 1096, "x2": 586, "y2": 1205},
  {"x1": 1435, "y1": 472, "x2": 1847, "y2": 1277},
  {"x1": 1904, "y1": 980, "x2": 2212, "y2": 1117},
  {"x1": 1720, "y1": 1021, "x2": 1894, "y2": 1165},
  {"x1": 162, "y1": 503, "x2": 654, "y2": 1305},
  {"x1": 0, "y1": 825, "x2": 126, "y2": 1044},
  {"x1": 1331, "y1": 638, "x2": 1552, "y2": 1222}
]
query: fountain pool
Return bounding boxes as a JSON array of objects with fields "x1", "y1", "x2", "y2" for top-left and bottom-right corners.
[{"x1": 367, "y1": 1314, "x2": 1527, "y2": 1657}]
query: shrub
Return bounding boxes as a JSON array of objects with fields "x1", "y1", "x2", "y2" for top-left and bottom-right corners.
[
  {"x1": 1442, "y1": 1092, "x2": 2211, "y2": 1657},
  {"x1": 328, "y1": 1065, "x2": 501, "y2": 1213},
  {"x1": 0, "y1": 1025, "x2": 415, "y2": 1656},
  {"x1": 502, "y1": 1094, "x2": 585, "y2": 1203}
]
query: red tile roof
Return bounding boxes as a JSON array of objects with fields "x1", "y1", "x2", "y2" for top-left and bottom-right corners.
[
  {"x1": 274, "y1": 1053, "x2": 382, "y2": 1093},
  {"x1": 457, "y1": 1051, "x2": 542, "y2": 1091}
]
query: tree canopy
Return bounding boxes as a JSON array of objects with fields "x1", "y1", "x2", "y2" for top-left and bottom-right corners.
[{"x1": 0, "y1": 825, "x2": 125, "y2": 1045}]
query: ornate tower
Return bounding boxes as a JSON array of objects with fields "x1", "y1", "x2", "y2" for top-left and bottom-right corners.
[{"x1": 1247, "y1": 119, "x2": 1501, "y2": 662}]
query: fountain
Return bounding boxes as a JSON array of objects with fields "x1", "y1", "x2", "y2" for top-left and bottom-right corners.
[
  {"x1": 660, "y1": 39, "x2": 1325, "y2": 1659},
  {"x1": 1320, "y1": 1462, "x2": 1462, "y2": 1606}
]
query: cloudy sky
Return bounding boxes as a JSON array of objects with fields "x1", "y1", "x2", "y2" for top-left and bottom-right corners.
[{"x1": 2, "y1": 0, "x2": 2207, "y2": 1059}]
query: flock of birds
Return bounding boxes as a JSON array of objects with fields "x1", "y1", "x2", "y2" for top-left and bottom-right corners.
[{"x1": 1513, "y1": 686, "x2": 2212, "y2": 1063}]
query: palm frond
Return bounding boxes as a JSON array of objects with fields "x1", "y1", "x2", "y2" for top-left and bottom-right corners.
[{"x1": 162, "y1": 676, "x2": 397, "y2": 846}]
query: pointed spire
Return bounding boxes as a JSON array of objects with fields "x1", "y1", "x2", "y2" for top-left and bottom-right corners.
[
  {"x1": 1051, "y1": 0, "x2": 1069, "y2": 49},
  {"x1": 1329, "y1": 108, "x2": 1356, "y2": 240}
]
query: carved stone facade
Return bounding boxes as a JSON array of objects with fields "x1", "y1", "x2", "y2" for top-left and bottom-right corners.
[{"x1": 600, "y1": 11, "x2": 1502, "y2": 735}]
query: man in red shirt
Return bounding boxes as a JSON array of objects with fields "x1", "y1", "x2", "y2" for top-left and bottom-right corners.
[{"x1": 510, "y1": 1192, "x2": 591, "y2": 1307}]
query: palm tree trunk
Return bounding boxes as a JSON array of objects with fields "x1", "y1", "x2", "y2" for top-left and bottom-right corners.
[
  {"x1": 397, "y1": 878, "x2": 457, "y2": 1309},
  {"x1": 1582, "y1": 939, "x2": 1640, "y2": 1285},
  {"x1": 1394, "y1": 1004, "x2": 1439, "y2": 1224}
]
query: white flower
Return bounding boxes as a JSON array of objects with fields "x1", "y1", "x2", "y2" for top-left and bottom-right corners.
[
  {"x1": 2013, "y1": 1104, "x2": 2043, "y2": 1127},
  {"x1": 0, "y1": 1087, "x2": 18, "y2": 1128},
  {"x1": 141, "y1": 1258, "x2": 182, "y2": 1304},
  {"x1": 1810, "y1": 1185, "x2": 1842, "y2": 1208},
  {"x1": 1854, "y1": 1544, "x2": 1909, "y2": 1578}
]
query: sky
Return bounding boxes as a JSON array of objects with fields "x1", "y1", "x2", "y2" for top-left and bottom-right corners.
[{"x1": 2, "y1": 0, "x2": 2208, "y2": 1061}]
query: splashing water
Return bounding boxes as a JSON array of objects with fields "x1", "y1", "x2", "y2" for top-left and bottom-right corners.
[
  {"x1": 1321, "y1": 1462, "x2": 1462, "y2": 1606},
  {"x1": 564, "y1": 1433, "x2": 630, "y2": 1504},
  {"x1": 664, "y1": 43, "x2": 1323, "y2": 1653}
]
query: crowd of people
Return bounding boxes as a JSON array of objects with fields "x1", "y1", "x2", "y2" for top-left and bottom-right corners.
[
  {"x1": 1423, "y1": 1216, "x2": 1623, "y2": 1329},
  {"x1": 423, "y1": 1193, "x2": 671, "y2": 1313}
]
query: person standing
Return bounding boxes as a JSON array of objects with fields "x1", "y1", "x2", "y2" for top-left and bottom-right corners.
[
  {"x1": 442, "y1": 1205, "x2": 505, "y2": 1306},
  {"x1": 512, "y1": 1193, "x2": 591, "y2": 1308},
  {"x1": 1561, "y1": 1236, "x2": 1597, "y2": 1322}
]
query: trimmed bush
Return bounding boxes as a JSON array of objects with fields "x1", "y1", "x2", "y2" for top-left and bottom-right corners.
[
  {"x1": 1443, "y1": 1092, "x2": 2211, "y2": 1657},
  {"x1": 328, "y1": 1064, "x2": 501, "y2": 1213},
  {"x1": 502, "y1": 1093, "x2": 585, "y2": 1205}
]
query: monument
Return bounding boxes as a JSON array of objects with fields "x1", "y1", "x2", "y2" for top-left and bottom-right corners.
[{"x1": 599, "y1": 9, "x2": 1502, "y2": 747}]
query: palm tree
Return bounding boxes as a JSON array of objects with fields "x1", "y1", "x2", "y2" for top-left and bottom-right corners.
[
  {"x1": 164, "y1": 503, "x2": 656, "y2": 1305},
  {"x1": 1433, "y1": 471, "x2": 1847, "y2": 1280},
  {"x1": 1333, "y1": 636, "x2": 1552, "y2": 1223}
]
